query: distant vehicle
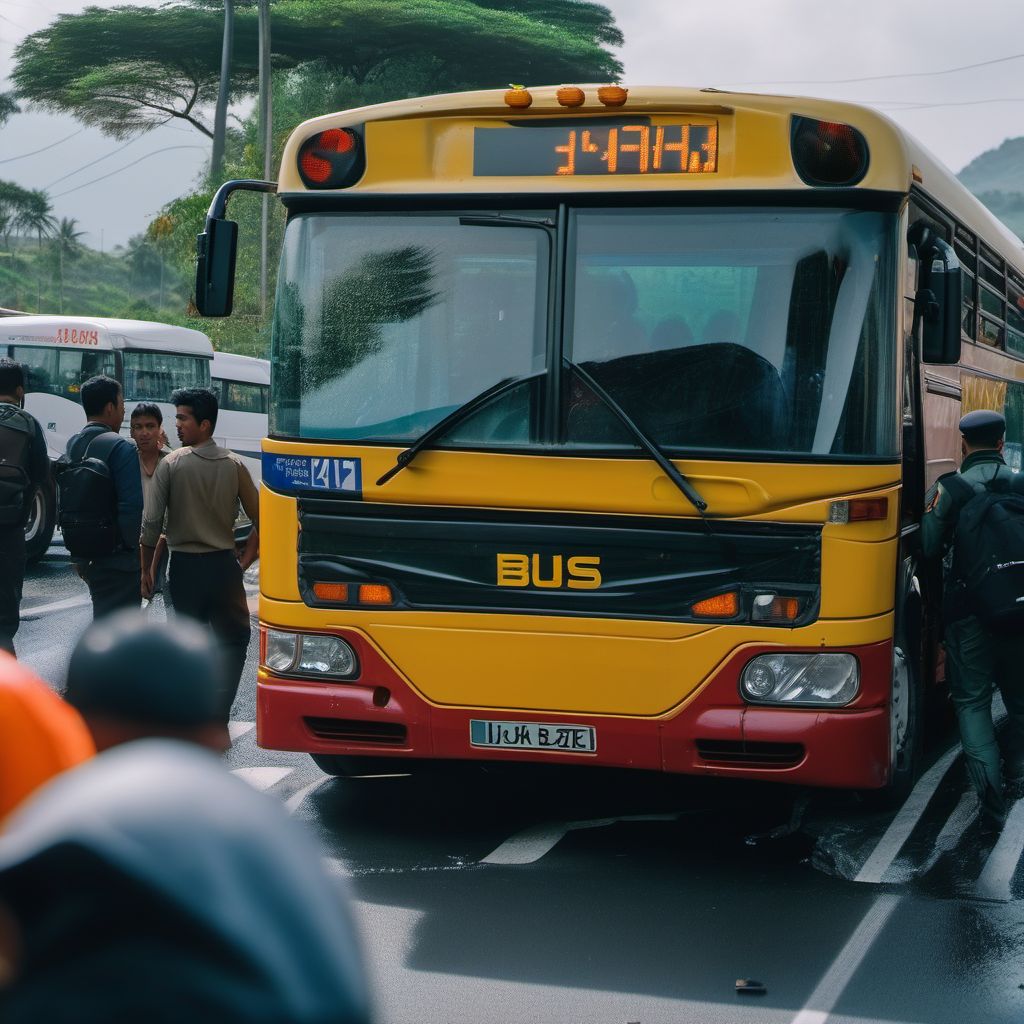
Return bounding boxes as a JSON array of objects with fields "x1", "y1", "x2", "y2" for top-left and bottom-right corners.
[
  {"x1": 210, "y1": 351, "x2": 269, "y2": 485},
  {"x1": 1, "y1": 316, "x2": 213, "y2": 560}
]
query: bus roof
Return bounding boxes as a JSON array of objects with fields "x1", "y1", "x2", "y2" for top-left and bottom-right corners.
[
  {"x1": 211, "y1": 351, "x2": 270, "y2": 385},
  {"x1": 1, "y1": 316, "x2": 213, "y2": 358},
  {"x1": 278, "y1": 85, "x2": 1024, "y2": 274}
]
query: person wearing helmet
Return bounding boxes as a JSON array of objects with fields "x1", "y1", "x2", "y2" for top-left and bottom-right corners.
[
  {"x1": 63, "y1": 610, "x2": 231, "y2": 753},
  {"x1": 0, "y1": 651, "x2": 94, "y2": 824}
]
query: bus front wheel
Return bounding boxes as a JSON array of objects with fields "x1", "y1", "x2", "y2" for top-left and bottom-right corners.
[
  {"x1": 878, "y1": 603, "x2": 925, "y2": 806},
  {"x1": 24, "y1": 481, "x2": 56, "y2": 564}
]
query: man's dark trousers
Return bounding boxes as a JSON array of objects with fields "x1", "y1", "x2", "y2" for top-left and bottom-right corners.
[
  {"x1": 84, "y1": 563, "x2": 142, "y2": 620},
  {"x1": 0, "y1": 525, "x2": 26, "y2": 655},
  {"x1": 169, "y1": 550, "x2": 250, "y2": 719}
]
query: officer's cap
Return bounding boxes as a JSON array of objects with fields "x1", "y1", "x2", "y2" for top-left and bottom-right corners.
[{"x1": 959, "y1": 409, "x2": 1005, "y2": 446}]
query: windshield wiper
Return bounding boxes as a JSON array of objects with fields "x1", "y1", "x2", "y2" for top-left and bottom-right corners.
[
  {"x1": 568, "y1": 361, "x2": 710, "y2": 517},
  {"x1": 376, "y1": 370, "x2": 546, "y2": 486}
]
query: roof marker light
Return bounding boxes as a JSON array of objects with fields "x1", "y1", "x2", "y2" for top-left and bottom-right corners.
[
  {"x1": 297, "y1": 127, "x2": 365, "y2": 189},
  {"x1": 791, "y1": 116, "x2": 869, "y2": 188}
]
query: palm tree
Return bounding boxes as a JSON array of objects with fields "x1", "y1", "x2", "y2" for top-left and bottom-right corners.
[
  {"x1": 53, "y1": 217, "x2": 85, "y2": 313},
  {"x1": 15, "y1": 191, "x2": 58, "y2": 311},
  {"x1": 17, "y1": 190, "x2": 58, "y2": 249}
]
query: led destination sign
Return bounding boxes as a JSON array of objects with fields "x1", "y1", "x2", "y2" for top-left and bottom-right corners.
[{"x1": 473, "y1": 122, "x2": 718, "y2": 177}]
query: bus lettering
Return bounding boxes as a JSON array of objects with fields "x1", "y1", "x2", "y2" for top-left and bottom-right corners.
[{"x1": 496, "y1": 554, "x2": 602, "y2": 590}]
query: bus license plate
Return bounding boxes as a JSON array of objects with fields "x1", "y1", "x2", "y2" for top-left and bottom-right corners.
[{"x1": 470, "y1": 720, "x2": 596, "y2": 753}]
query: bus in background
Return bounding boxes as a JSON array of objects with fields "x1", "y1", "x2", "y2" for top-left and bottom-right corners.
[
  {"x1": 1, "y1": 316, "x2": 213, "y2": 559},
  {"x1": 210, "y1": 350, "x2": 269, "y2": 485},
  {"x1": 195, "y1": 86, "x2": 1024, "y2": 799}
]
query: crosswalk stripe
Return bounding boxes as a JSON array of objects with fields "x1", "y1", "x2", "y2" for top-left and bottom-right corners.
[
  {"x1": 285, "y1": 775, "x2": 330, "y2": 815},
  {"x1": 20, "y1": 595, "x2": 92, "y2": 619},
  {"x1": 228, "y1": 720, "x2": 256, "y2": 742},
  {"x1": 231, "y1": 766, "x2": 293, "y2": 792},
  {"x1": 974, "y1": 798, "x2": 1024, "y2": 902}
]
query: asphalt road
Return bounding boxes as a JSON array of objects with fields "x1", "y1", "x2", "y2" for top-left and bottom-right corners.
[{"x1": 14, "y1": 541, "x2": 1024, "y2": 1024}]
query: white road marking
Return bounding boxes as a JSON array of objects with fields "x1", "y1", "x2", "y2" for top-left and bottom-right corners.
[
  {"x1": 789, "y1": 893, "x2": 901, "y2": 1024},
  {"x1": 228, "y1": 720, "x2": 256, "y2": 742},
  {"x1": 323, "y1": 856, "x2": 354, "y2": 878},
  {"x1": 20, "y1": 595, "x2": 91, "y2": 619},
  {"x1": 482, "y1": 812, "x2": 679, "y2": 866},
  {"x1": 855, "y1": 694, "x2": 1008, "y2": 885},
  {"x1": 854, "y1": 747, "x2": 960, "y2": 884},
  {"x1": 285, "y1": 775, "x2": 330, "y2": 815},
  {"x1": 231, "y1": 766, "x2": 293, "y2": 792},
  {"x1": 916, "y1": 791, "x2": 978, "y2": 879},
  {"x1": 974, "y1": 798, "x2": 1024, "y2": 902}
]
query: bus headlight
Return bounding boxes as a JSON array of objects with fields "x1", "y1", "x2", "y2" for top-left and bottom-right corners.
[
  {"x1": 740, "y1": 653, "x2": 859, "y2": 706},
  {"x1": 264, "y1": 630, "x2": 358, "y2": 679}
]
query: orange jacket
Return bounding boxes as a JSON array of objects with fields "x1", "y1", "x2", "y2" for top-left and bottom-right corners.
[{"x1": 0, "y1": 651, "x2": 95, "y2": 824}]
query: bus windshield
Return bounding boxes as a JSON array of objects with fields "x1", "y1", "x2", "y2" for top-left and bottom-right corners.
[
  {"x1": 122, "y1": 351, "x2": 211, "y2": 402},
  {"x1": 272, "y1": 206, "x2": 897, "y2": 459}
]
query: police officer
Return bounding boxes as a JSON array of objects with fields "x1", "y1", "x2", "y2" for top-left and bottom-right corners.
[{"x1": 922, "y1": 409, "x2": 1024, "y2": 827}]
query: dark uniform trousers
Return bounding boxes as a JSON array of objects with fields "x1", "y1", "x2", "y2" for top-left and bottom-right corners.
[
  {"x1": 0, "y1": 525, "x2": 26, "y2": 655},
  {"x1": 169, "y1": 550, "x2": 250, "y2": 718}
]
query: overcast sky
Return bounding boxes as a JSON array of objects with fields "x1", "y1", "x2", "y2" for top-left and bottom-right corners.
[{"x1": 2, "y1": 0, "x2": 1023, "y2": 249}]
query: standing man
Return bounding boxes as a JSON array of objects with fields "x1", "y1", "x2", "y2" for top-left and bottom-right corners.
[
  {"x1": 141, "y1": 387, "x2": 259, "y2": 719},
  {"x1": 922, "y1": 409, "x2": 1024, "y2": 828},
  {"x1": 63, "y1": 376, "x2": 143, "y2": 618},
  {"x1": 130, "y1": 402, "x2": 171, "y2": 605},
  {"x1": 0, "y1": 359, "x2": 50, "y2": 656}
]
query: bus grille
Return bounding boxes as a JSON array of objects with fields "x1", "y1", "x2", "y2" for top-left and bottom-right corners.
[
  {"x1": 303, "y1": 717, "x2": 408, "y2": 746},
  {"x1": 695, "y1": 739, "x2": 804, "y2": 769}
]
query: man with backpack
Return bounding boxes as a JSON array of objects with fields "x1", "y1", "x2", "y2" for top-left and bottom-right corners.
[
  {"x1": 60, "y1": 376, "x2": 143, "y2": 618},
  {"x1": 922, "y1": 409, "x2": 1024, "y2": 828},
  {"x1": 0, "y1": 359, "x2": 50, "y2": 656}
]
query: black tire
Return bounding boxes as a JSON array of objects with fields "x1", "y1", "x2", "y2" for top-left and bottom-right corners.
[
  {"x1": 310, "y1": 754, "x2": 417, "y2": 777},
  {"x1": 24, "y1": 480, "x2": 56, "y2": 564},
  {"x1": 876, "y1": 601, "x2": 925, "y2": 807}
]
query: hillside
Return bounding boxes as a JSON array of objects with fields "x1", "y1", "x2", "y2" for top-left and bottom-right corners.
[{"x1": 958, "y1": 136, "x2": 1024, "y2": 241}]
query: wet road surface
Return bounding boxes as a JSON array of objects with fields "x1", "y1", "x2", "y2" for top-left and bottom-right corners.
[{"x1": 15, "y1": 542, "x2": 1024, "y2": 1023}]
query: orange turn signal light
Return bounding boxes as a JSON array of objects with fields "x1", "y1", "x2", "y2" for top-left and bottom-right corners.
[
  {"x1": 691, "y1": 591, "x2": 739, "y2": 618},
  {"x1": 313, "y1": 582, "x2": 349, "y2": 603},
  {"x1": 768, "y1": 596, "x2": 800, "y2": 621},
  {"x1": 358, "y1": 583, "x2": 394, "y2": 606}
]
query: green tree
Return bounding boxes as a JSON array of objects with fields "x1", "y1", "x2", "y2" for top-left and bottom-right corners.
[
  {"x1": 0, "y1": 93, "x2": 19, "y2": 125},
  {"x1": 17, "y1": 191, "x2": 58, "y2": 250},
  {"x1": 12, "y1": 1, "x2": 621, "y2": 140},
  {"x1": 52, "y1": 217, "x2": 85, "y2": 312}
]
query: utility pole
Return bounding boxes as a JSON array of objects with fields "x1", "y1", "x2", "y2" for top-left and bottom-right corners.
[
  {"x1": 212, "y1": 0, "x2": 235, "y2": 179},
  {"x1": 258, "y1": 0, "x2": 271, "y2": 318}
]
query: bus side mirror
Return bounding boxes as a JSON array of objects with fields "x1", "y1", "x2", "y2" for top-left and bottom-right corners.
[
  {"x1": 917, "y1": 236, "x2": 961, "y2": 364},
  {"x1": 195, "y1": 217, "x2": 238, "y2": 317}
]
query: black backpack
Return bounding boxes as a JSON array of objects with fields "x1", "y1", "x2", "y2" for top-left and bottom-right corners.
[
  {"x1": 55, "y1": 428, "x2": 122, "y2": 558},
  {"x1": 0, "y1": 403, "x2": 36, "y2": 528},
  {"x1": 943, "y1": 469, "x2": 1024, "y2": 632}
]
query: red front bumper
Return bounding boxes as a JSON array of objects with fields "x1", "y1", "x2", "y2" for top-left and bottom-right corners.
[{"x1": 257, "y1": 631, "x2": 893, "y2": 789}]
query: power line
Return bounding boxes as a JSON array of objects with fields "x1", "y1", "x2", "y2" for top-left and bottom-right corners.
[
  {"x1": 51, "y1": 145, "x2": 208, "y2": 198},
  {"x1": 44, "y1": 134, "x2": 143, "y2": 190},
  {"x1": 723, "y1": 51, "x2": 1024, "y2": 87},
  {"x1": 0, "y1": 127, "x2": 85, "y2": 164}
]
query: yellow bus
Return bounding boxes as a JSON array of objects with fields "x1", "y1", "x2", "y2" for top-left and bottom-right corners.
[{"x1": 196, "y1": 86, "x2": 1024, "y2": 797}]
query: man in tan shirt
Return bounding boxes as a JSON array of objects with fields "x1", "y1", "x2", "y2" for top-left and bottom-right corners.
[{"x1": 140, "y1": 387, "x2": 259, "y2": 719}]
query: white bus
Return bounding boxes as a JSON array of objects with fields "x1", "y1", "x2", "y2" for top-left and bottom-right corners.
[
  {"x1": 210, "y1": 351, "x2": 269, "y2": 477},
  {"x1": 1, "y1": 316, "x2": 213, "y2": 559}
]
